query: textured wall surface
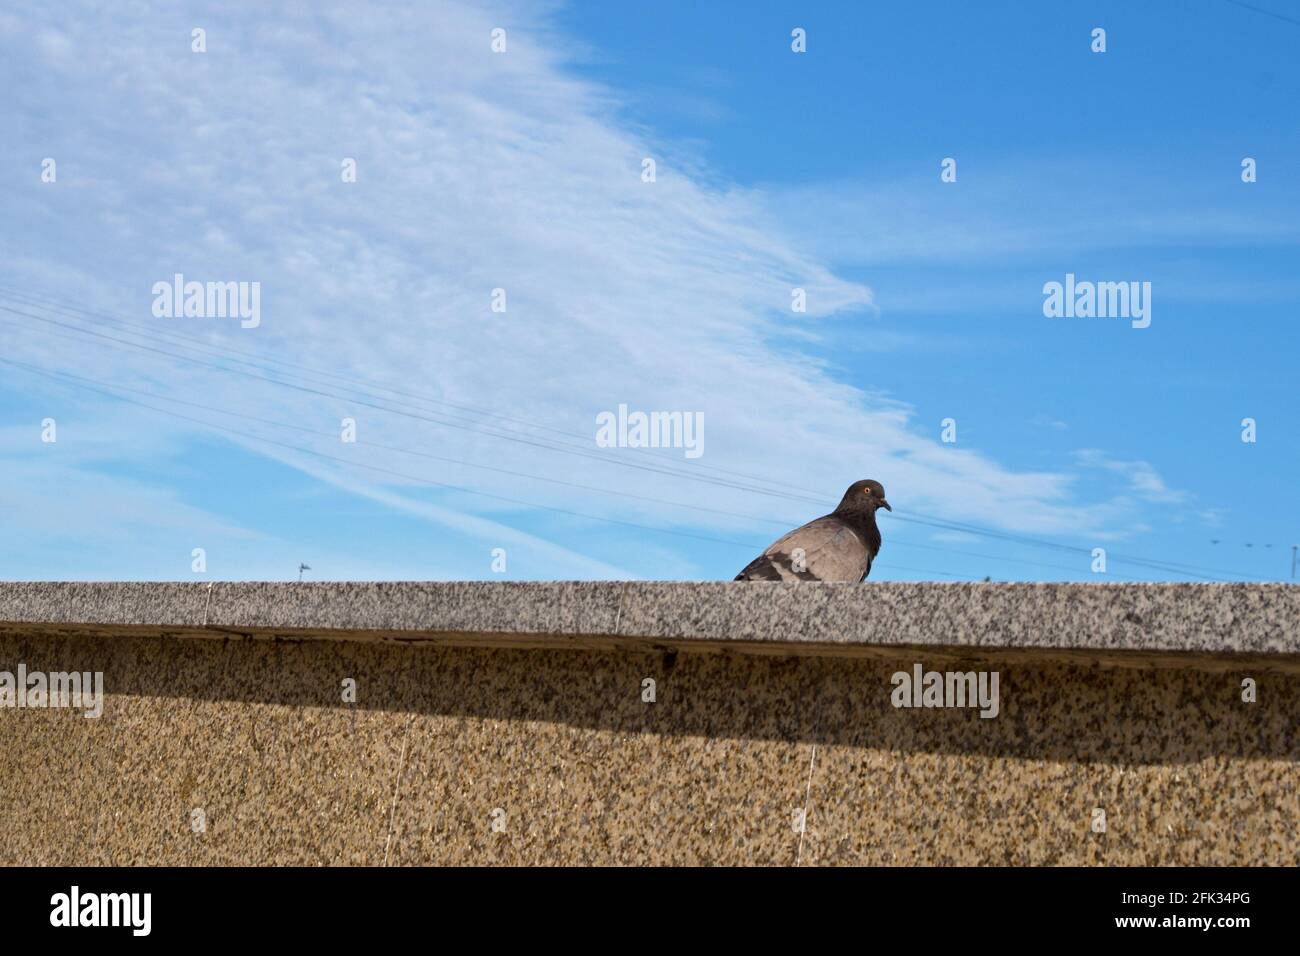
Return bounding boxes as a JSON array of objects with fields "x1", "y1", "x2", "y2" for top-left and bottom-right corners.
[
  {"x1": 3, "y1": 616, "x2": 1297, "y2": 866},
  {"x1": 3, "y1": 582, "x2": 1299, "y2": 664}
]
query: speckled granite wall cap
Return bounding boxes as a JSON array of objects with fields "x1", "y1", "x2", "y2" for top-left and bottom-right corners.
[{"x1": 1, "y1": 582, "x2": 1298, "y2": 666}]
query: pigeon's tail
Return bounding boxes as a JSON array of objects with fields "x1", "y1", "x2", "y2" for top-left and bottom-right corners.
[{"x1": 735, "y1": 555, "x2": 802, "y2": 582}]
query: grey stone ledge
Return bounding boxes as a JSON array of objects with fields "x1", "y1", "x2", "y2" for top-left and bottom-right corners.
[{"x1": 1, "y1": 581, "x2": 1298, "y2": 671}]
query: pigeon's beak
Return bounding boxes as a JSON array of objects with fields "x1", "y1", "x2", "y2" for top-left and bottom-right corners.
[{"x1": 879, "y1": 499, "x2": 892, "y2": 512}]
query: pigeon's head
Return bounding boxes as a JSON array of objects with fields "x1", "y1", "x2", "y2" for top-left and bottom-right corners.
[{"x1": 838, "y1": 479, "x2": 891, "y2": 514}]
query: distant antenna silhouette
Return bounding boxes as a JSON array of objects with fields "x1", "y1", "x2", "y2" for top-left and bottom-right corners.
[{"x1": 298, "y1": 562, "x2": 312, "y2": 582}]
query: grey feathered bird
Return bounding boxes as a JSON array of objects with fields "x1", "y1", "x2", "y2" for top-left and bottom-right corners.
[{"x1": 734, "y1": 479, "x2": 891, "y2": 582}]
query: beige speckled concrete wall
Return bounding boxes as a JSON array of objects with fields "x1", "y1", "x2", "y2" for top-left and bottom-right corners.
[{"x1": 3, "y1": 621, "x2": 1297, "y2": 865}]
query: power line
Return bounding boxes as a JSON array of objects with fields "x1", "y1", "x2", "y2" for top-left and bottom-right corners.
[
  {"x1": 884, "y1": 512, "x2": 1258, "y2": 581},
  {"x1": 0, "y1": 284, "x2": 809, "y2": 495},
  {"x1": 0, "y1": 355, "x2": 959, "y2": 577},
  {"x1": 0, "y1": 290, "x2": 1273, "y2": 581},
  {"x1": 0, "y1": 301, "x2": 822, "y2": 505},
  {"x1": 0, "y1": 356, "x2": 783, "y2": 552},
  {"x1": 0, "y1": 355, "x2": 800, "y2": 528},
  {"x1": 1223, "y1": 0, "x2": 1300, "y2": 28},
  {"x1": 0, "y1": 295, "x2": 1265, "y2": 580},
  {"x1": 4, "y1": 355, "x2": 1147, "y2": 580}
]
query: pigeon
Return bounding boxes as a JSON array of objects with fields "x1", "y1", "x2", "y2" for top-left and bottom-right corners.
[{"x1": 734, "y1": 479, "x2": 891, "y2": 582}]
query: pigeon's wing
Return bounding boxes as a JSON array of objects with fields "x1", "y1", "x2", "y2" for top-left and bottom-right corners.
[{"x1": 735, "y1": 516, "x2": 871, "y2": 583}]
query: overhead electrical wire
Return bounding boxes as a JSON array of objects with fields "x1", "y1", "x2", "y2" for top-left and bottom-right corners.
[
  {"x1": 1, "y1": 355, "x2": 1143, "y2": 581},
  {"x1": 0, "y1": 287, "x2": 1274, "y2": 581},
  {"x1": 2, "y1": 356, "x2": 970, "y2": 577}
]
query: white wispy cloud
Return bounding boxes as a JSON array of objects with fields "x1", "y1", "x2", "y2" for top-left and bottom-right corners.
[
  {"x1": 0, "y1": 0, "x2": 1181, "y2": 579},
  {"x1": 1072, "y1": 449, "x2": 1189, "y2": 504},
  {"x1": 767, "y1": 161, "x2": 1300, "y2": 269}
]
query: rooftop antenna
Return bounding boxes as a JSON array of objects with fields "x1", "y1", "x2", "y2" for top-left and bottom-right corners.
[{"x1": 298, "y1": 562, "x2": 311, "y2": 583}]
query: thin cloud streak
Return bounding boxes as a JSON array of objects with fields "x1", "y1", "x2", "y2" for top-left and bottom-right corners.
[{"x1": 0, "y1": 0, "x2": 1191, "y2": 579}]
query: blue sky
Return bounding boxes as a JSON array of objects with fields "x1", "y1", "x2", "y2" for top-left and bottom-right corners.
[{"x1": 0, "y1": 0, "x2": 1296, "y2": 582}]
